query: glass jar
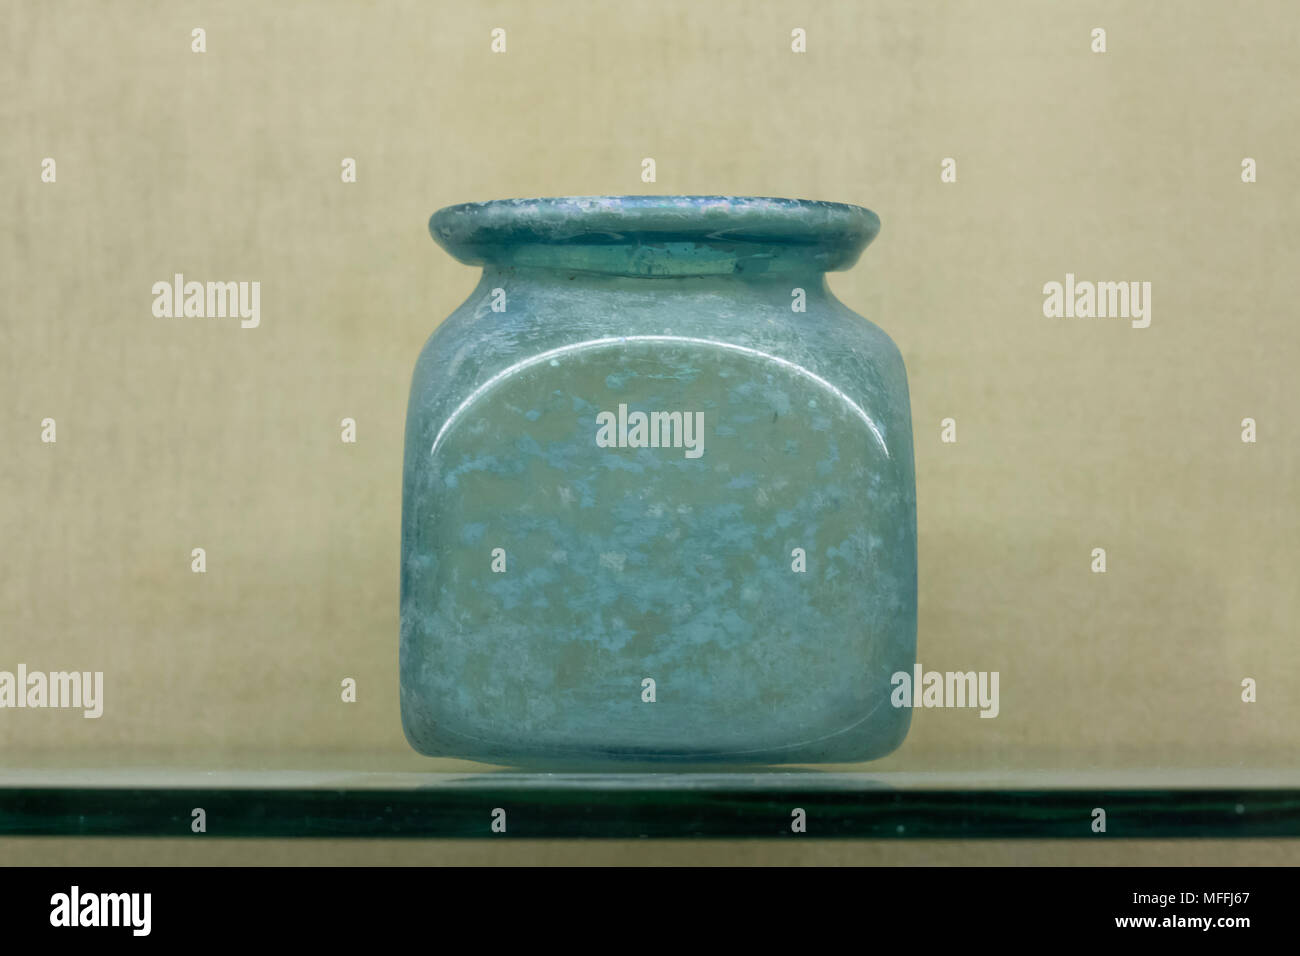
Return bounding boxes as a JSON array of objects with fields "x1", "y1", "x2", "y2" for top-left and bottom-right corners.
[{"x1": 401, "y1": 196, "x2": 916, "y2": 765}]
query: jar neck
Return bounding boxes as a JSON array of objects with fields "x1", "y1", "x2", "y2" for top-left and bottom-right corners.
[
  {"x1": 469, "y1": 240, "x2": 843, "y2": 279},
  {"x1": 476, "y1": 263, "x2": 834, "y2": 296}
]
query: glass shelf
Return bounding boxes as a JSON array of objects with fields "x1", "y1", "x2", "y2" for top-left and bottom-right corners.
[{"x1": 3, "y1": 760, "x2": 1297, "y2": 839}]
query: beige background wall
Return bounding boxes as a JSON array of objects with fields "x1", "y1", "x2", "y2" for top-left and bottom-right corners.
[{"x1": 2, "y1": 0, "x2": 1297, "y2": 808}]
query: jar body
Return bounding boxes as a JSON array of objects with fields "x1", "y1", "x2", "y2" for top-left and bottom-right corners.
[{"x1": 402, "y1": 202, "x2": 915, "y2": 765}]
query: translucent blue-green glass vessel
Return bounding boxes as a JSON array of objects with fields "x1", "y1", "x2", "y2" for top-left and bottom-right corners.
[{"x1": 401, "y1": 196, "x2": 916, "y2": 765}]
